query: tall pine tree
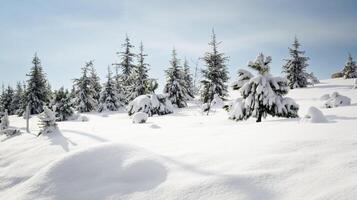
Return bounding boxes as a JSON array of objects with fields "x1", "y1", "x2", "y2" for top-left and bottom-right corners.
[
  {"x1": 342, "y1": 53, "x2": 357, "y2": 79},
  {"x1": 88, "y1": 61, "x2": 102, "y2": 103},
  {"x1": 128, "y1": 41, "x2": 150, "y2": 100},
  {"x1": 282, "y1": 37, "x2": 309, "y2": 89},
  {"x1": 200, "y1": 30, "x2": 229, "y2": 104},
  {"x1": 0, "y1": 86, "x2": 14, "y2": 114},
  {"x1": 73, "y1": 61, "x2": 97, "y2": 113},
  {"x1": 24, "y1": 54, "x2": 50, "y2": 114},
  {"x1": 50, "y1": 87, "x2": 74, "y2": 121},
  {"x1": 115, "y1": 34, "x2": 136, "y2": 103},
  {"x1": 183, "y1": 58, "x2": 195, "y2": 99},
  {"x1": 163, "y1": 49, "x2": 188, "y2": 108},
  {"x1": 12, "y1": 82, "x2": 24, "y2": 115}
]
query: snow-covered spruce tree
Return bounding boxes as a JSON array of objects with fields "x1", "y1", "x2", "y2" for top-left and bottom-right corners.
[
  {"x1": 98, "y1": 67, "x2": 124, "y2": 112},
  {"x1": 16, "y1": 82, "x2": 27, "y2": 116},
  {"x1": 127, "y1": 93, "x2": 173, "y2": 116},
  {"x1": 73, "y1": 62, "x2": 97, "y2": 113},
  {"x1": 342, "y1": 54, "x2": 357, "y2": 79},
  {"x1": 305, "y1": 72, "x2": 320, "y2": 85},
  {"x1": 127, "y1": 41, "x2": 150, "y2": 100},
  {"x1": 12, "y1": 82, "x2": 24, "y2": 115},
  {"x1": 201, "y1": 30, "x2": 229, "y2": 105},
  {"x1": 88, "y1": 61, "x2": 102, "y2": 103},
  {"x1": 0, "y1": 85, "x2": 4, "y2": 112},
  {"x1": 183, "y1": 58, "x2": 195, "y2": 99},
  {"x1": 0, "y1": 86, "x2": 15, "y2": 114},
  {"x1": 24, "y1": 54, "x2": 50, "y2": 114},
  {"x1": 282, "y1": 37, "x2": 309, "y2": 89},
  {"x1": 163, "y1": 49, "x2": 188, "y2": 108},
  {"x1": 116, "y1": 34, "x2": 136, "y2": 103},
  {"x1": 0, "y1": 110, "x2": 9, "y2": 130},
  {"x1": 230, "y1": 53, "x2": 299, "y2": 122},
  {"x1": 232, "y1": 69, "x2": 254, "y2": 90},
  {"x1": 150, "y1": 94, "x2": 174, "y2": 115},
  {"x1": 50, "y1": 87, "x2": 74, "y2": 121},
  {"x1": 38, "y1": 106, "x2": 57, "y2": 136}
]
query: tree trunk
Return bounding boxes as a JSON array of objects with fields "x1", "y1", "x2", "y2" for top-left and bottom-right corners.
[{"x1": 256, "y1": 112, "x2": 262, "y2": 123}]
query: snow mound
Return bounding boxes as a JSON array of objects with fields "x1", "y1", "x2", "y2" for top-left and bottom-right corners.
[
  {"x1": 303, "y1": 106, "x2": 328, "y2": 123},
  {"x1": 323, "y1": 92, "x2": 351, "y2": 108},
  {"x1": 77, "y1": 115, "x2": 89, "y2": 122},
  {"x1": 132, "y1": 112, "x2": 148, "y2": 123},
  {"x1": 8, "y1": 143, "x2": 167, "y2": 200}
]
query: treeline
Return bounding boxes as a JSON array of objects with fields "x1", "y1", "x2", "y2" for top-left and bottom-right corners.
[{"x1": 0, "y1": 31, "x2": 356, "y2": 123}]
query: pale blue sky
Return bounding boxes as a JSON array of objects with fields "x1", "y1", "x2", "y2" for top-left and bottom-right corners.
[{"x1": 0, "y1": 0, "x2": 356, "y2": 90}]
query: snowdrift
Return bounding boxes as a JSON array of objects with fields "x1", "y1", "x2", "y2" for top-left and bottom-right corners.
[
  {"x1": 322, "y1": 92, "x2": 351, "y2": 108},
  {"x1": 6, "y1": 143, "x2": 167, "y2": 200},
  {"x1": 303, "y1": 106, "x2": 328, "y2": 123}
]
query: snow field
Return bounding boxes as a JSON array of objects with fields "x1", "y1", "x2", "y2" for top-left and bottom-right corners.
[{"x1": 0, "y1": 78, "x2": 357, "y2": 199}]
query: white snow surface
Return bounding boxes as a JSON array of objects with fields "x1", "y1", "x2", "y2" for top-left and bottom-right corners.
[{"x1": 1, "y1": 78, "x2": 357, "y2": 200}]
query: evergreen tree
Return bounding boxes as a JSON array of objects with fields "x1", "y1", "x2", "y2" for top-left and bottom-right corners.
[
  {"x1": 183, "y1": 58, "x2": 195, "y2": 99},
  {"x1": 0, "y1": 84, "x2": 4, "y2": 112},
  {"x1": 163, "y1": 49, "x2": 188, "y2": 108},
  {"x1": 38, "y1": 106, "x2": 57, "y2": 136},
  {"x1": 305, "y1": 72, "x2": 320, "y2": 85},
  {"x1": 342, "y1": 53, "x2": 357, "y2": 79},
  {"x1": 24, "y1": 54, "x2": 50, "y2": 114},
  {"x1": 116, "y1": 34, "x2": 136, "y2": 102},
  {"x1": 12, "y1": 82, "x2": 24, "y2": 115},
  {"x1": 200, "y1": 30, "x2": 229, "y2": 104},
  {"x1": 282, "y1": 37, "x2": 309, "y2": 89},
  {"x1": 229, "y1": 53, "x2": 299, "y2": 122},
  {"x1": 112, "y1": 66, "x2": 126, "y2": 104},
  {"x1": 16, "y1": 82, "x2": 27, "y2": 116},
  {"x1": 0, "y1": 86, "x2": 15, "y2": 114},
  {"x1": 98, "y1": 67, "x2": 124, "y2": 112},
  {"x1": 128, "y1": 41, "x2": 150, "y2": 100},
  {"x1": 73, "y1": 62, "x2": 97, "y2": 112},
  {"x1": 50, "y1": 87, "x2": 74, "y2": 121},
  {"x1": 88, "y1": 61, "x2": 102, "y2": 103},
  {"x1": 0, "y1": 110, "x2": 9, "y2": 130}
]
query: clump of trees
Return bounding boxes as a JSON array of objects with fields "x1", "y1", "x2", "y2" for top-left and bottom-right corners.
[{"x1": 331, "y1": 54, "x2": 356, "y2": 79}]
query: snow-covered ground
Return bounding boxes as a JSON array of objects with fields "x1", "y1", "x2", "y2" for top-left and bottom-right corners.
[{"x1": 1, "y1": 78, "x2": 357, "y2": 200}]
